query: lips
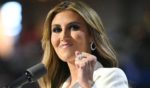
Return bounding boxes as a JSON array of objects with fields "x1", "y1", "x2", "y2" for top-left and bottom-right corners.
[{"x1": 60, "y1": 43, "x2": 73, "y2": 49}]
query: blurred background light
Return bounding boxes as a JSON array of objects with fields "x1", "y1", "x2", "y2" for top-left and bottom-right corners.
[
  {"x1": 0, "y1": 1, "x2": 22, "y2": 58},
  {"x1": 0, "y1": 1, "x2": 22, "y2": 37}
]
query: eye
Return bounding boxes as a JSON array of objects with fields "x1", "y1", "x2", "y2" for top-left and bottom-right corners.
[
  {"x1": 68, "y1": 23, "x2": 80, "y2": 31},
  {"x1": 52, "y1": 27, "x2": 62, "y2": 33}
]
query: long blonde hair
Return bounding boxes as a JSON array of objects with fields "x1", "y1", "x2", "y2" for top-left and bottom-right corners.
[{"x1": 38, "y1": 0, "x2": 118, "y2": 88}]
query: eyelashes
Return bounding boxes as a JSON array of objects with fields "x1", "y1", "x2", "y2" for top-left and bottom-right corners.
[
  {"x1": 52, "y1": 27, "x2": 62, "y2": 33},
  {"x1": 69, "y1": 23, "x2": 80, "y2": 31},
  {"x1": 52, "y1": 23, "x2": 80, "y2": 33}
]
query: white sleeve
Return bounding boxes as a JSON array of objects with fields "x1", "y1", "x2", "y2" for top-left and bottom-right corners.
[{"x1": 92, "y1": 68, "x2": 129, "y2": 88}]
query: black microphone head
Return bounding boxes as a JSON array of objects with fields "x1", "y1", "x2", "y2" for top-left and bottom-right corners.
[{"x1": 26, "y1": 63, "x2": 47, "y2": 82}]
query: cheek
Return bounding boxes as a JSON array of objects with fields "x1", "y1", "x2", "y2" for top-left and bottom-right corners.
[
  {"x1": 74, "y1": 30, "x2": 89, "y2": 41},
  {"x1": 72, "y1": 32, "x2": 83, "y2": 42},
  {"x1": 73, "y1": 32, "x2": 89, "y2": 45},
  {"x1": 51, "y1": 35, "x2": 59, "y2": 48},
  {"x1": 73, "y1": 31, "x2": 91, "y2": 51}
]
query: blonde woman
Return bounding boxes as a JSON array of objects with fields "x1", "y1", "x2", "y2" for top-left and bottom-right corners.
[{"x1": 38, "y1": 0, "x2": 128, "y2": 88}]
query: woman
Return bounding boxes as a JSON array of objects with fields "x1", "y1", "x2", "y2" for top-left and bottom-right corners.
[{"x1": 38, "y1": 0, "x2": 128, "y2": 88}]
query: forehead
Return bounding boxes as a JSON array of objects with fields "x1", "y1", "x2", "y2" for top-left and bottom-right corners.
[{"x1": 51, "y1": 10, "x2": 86, "y2": 25}]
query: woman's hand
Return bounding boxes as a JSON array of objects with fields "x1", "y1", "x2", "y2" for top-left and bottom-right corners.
[{"x1": 75, "y1": 51, "x2": 97, "y2": 88}]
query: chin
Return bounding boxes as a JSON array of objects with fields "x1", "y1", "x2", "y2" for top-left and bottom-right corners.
[
  {"x1": 57, "y1": 50, "x2": 75, "y2": 61},
  {"x1": 60, "y1": 54, "x2": 75, "y2": 62}
]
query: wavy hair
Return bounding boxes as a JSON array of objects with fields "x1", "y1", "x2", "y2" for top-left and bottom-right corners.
[{"x1": 38, "y1": 0, "x2": 118, "y2": 88}]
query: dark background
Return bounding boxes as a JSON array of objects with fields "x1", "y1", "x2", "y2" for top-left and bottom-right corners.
[{"x1": 0, "y1": 0, "x2": 150, "y2": 88}]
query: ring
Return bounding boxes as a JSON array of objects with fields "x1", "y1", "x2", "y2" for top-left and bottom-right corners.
[{"x1": 77, "y1": 53, "x2": 83, "y2": 60}]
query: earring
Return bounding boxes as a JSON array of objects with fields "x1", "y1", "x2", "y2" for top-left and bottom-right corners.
[{"x1": 90, "y1": 42, "x2": 96, "y2": 51}]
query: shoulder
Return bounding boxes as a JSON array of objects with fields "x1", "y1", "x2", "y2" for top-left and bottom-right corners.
[{"x1": 93, "y1": 68, "x2": 129, "y2": 88}]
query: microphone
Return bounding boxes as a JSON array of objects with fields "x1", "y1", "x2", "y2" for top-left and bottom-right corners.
[{"x1": 4, "y1": 63, "x2": 47, "y2": 88}]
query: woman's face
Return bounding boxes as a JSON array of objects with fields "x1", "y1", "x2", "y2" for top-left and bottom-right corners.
[{"x1": 51, "y1": 10, "x2": 91, "y2": 62}]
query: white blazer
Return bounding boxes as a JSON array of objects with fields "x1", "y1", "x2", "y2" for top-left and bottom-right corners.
[{"x1": 61, "y1": 62, "x2": 129, "y2": 88}]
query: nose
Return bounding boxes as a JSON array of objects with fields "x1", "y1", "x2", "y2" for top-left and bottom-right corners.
[{"x1": 60, "y1": 28, "x2": 70, "y2": 41}]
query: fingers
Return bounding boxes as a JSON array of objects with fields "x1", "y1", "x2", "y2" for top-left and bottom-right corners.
[
  {"x1": 75, "y1": 51, "x2": 97, "y2": 69},
  {"x1": 74, "y1": 51, "x2": 97, "y2": 87},
  {"x1": 75, "y1": 51, "x2": 97, "y2": 63}
]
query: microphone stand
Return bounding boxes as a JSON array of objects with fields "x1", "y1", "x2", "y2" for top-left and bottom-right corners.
[{"x1": 3, "y1": 63, "x2": 47, "y2": 88}]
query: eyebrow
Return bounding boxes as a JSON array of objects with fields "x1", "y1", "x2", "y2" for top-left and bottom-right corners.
[
  {"x1": 51, "y1": 24, "x2": 60, "y2": 27},
  {"x1": 68, "y1": 21, "x2": 80, "y2": 26},
  {"x1": 51, "y1": 21, "x2": 80, "y2": 28},
  {"x1": 51, "y1": 24, "x2": 61, "y2": 30}
]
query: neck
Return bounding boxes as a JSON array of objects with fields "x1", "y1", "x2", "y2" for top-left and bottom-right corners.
[{"x1": 67, "y1": 61, "x2": 78, "y2": 86}]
